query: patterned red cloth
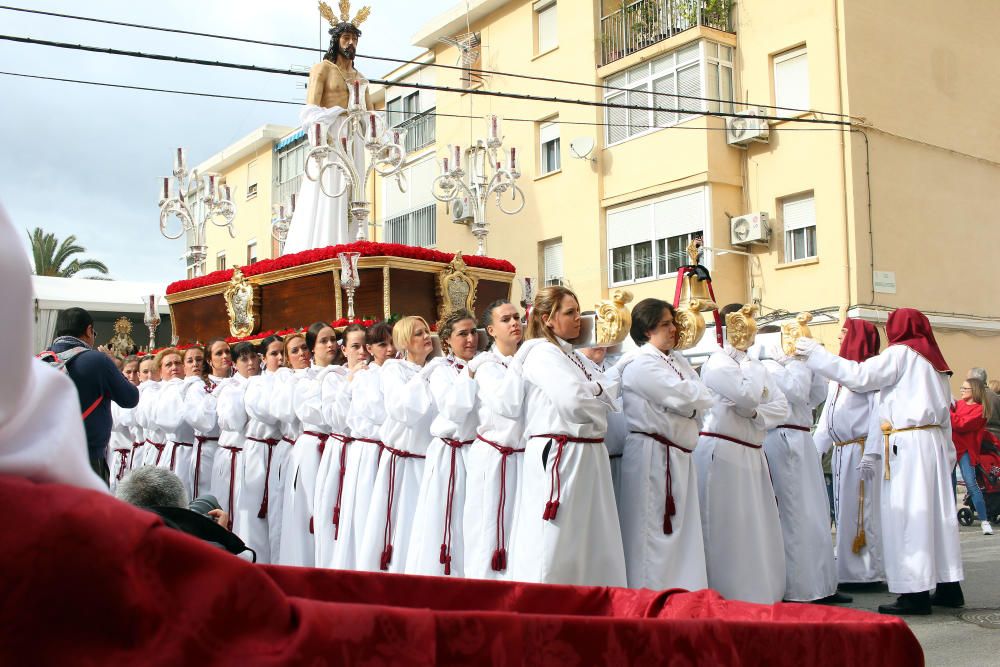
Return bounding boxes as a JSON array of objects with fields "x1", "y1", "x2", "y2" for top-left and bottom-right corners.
[{"x1": 0, "y1": 475, "x2": 922, "y2": 665}]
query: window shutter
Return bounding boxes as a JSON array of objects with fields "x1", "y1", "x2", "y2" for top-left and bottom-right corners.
[
  {"x1": 607, "y1": 204, "x2": 652, "y2": 249},
  {"x1": 653, "y1": 73, "x2": 677, "y2": 127},
  {"x1": 539, "y1": 121, "x2": 560, "y2": 145},
  {"x1": 628, "y1": 85, "x2": 649, "y2": 136},
  {"x1": 774, "y1": 48, "x2": 809, "y2": 113},
  {"x1": 543, "y1": 240, "x2": 563, "y2": 283},
  {"x1": 677, "y1": 63, "x2": 701, "y2": 118},
  {"x1": 606, "y1": 92, "x2": 628, "y2": 144},
  {"x1": 782, "y1": 192, "x2": 815, "y2": 231},
  {"x1": 652, "y1": 187, "x2": 706, "y2": 239},
  {"x1": 537, "y1": 4, "x2": 558, "y2": 53}
]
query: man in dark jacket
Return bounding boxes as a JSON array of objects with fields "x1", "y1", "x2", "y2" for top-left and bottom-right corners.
[{"x1": 48, "y1": 308, "x2": 139, "y2": 484}]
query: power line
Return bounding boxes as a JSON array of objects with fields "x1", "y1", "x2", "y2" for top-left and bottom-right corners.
[
  {"x1": 0, "y1": 34, "x2": 854, "y2": 127},
  {"x1": 0, "y1": 4, "x2": 853, "y2": 120},
  {"x1": 0, "y1": 69, "x2": 853, "y2": 135}
]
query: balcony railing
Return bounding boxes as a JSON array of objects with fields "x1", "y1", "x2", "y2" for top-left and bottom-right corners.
[
  {"x1": 396, "y1": 108, "x2": 436, "y2": 153},
  {"x1": 600, "y1": 0, "x2": 732, "y2": 66}
]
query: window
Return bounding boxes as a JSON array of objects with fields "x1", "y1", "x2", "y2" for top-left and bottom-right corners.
[
  {"x1": 607, "y1": 186, "x2": 708, "y2": 286},
  {"x1": 387, "y1": 92, "x2": 419, "y2": 128},
  {"x1": 535, "y1": 0, "x2": 558, "y2": 54},
  {"x1": 246, "y1": 160, "x2": 258, "y2": 200},
  {"x1": 539, "y1": 119, "x2": 560, "y2": 174},
  {"x1": 246, "y1": 240, "x2": 258, "y2": 265},
  {"x1": 604, "y1": 40, "x2": 733, "y2": 145},
  {"x1": 274, "y1": 134, "x2": 308, "y2": 206},
  {"x1": 383, "y1": 203, "x2": 437, "y2": 247},
  {"x1": 216, "y1": 251, "x2": 226, "y2": 272},
  {"x1": 782, "y1": 192, "x2": 817, "y2": 262},
  {"x1": 542, "y1": 238, "x2": 564, "y2": 285},
  {"x1": 774, "y1": 46, "x2": 809, "y2": 115}
]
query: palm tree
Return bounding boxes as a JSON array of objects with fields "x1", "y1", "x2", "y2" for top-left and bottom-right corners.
[{"x1": 27, "y1": 227, "x2": 110, "y2": 278}]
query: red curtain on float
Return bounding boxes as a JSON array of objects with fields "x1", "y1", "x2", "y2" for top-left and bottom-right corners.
[{"x1": 0, "y1": 475, "x2": 922, "y2": 666}]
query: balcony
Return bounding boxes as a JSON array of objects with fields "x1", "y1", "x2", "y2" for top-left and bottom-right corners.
[
  {"x1": 600, "y1": 0, "x2": 732, "y2": 66},
  {"x1": 396, "y1": 108, "x2": 436, "y2": 154}
]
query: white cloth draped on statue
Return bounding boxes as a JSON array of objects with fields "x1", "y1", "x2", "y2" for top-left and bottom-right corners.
[
  {"x1": 804, "y1": 345, "x2": 963, "y2": 594},
  {"x1": 760, "y1": 356, "x2": 838, "y2": 602},
  {"x1": 814, "y1": 381, "x2": 885, "y2": 584},
  {"x1": 282, "y1": 105, "x2": 366, "y2": 254}
]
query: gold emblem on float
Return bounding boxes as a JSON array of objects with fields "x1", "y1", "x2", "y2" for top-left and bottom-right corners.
[
  {"x1": 673, "y1": 239, "x2": 718, "y2": 350},
  {"x1": 437, "y1": 251, "x2": 478, "y2": 320},
  {"x1": 223, "y1": 266, "x2": 259, "y2": 338},
  {"x1": 725, "y1": 304, "x2": 759, "y2": 351},
  {"x1": 781, "y1": 312, "x2": 814, "y2": 356},
  {"x1": 595, "y1": 288, "x2": 634, "y2": 346}
]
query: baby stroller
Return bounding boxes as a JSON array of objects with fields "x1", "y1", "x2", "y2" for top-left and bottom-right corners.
[{"x1": 957, "y1": 435, "x2": 1000, "y2": 525}]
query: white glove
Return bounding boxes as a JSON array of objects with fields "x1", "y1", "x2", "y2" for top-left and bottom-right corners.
[
  {"x1": 795, "y1": 337, "x2": 820, "y2": 357},
  {"x1": 857, "y1": 453, "x2": 879, "y2": 480}
]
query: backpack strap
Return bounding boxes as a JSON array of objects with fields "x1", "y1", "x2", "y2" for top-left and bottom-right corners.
[{"x1": 81, "y1": 396, "x2": 104, "y2": 419}]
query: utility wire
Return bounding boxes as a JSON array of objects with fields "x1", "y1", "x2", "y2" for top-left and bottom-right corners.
[
  {"x1": 0, "y1": 34, "x2": 854, "y2": 127},
  {"x1": 0, "y1": 4, "x2": 854, "y2": 120}
]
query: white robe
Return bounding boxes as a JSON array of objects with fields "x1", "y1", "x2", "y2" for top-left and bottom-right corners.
[
  {"x1": 282, "y1": 106, "x2": 365, "y2": 254},
  {"x1": 814, "y1": 381, "x2": 885, "y2": 584},
  {"x1": 274, "y1": 367, "x2": 310, "y2": 565},
  {"x1": 804, "y1": 344, "x2": 963, "y2": 593},
  {"x1": 580, "y1": 354, "x2": 628, "y2": 508},
  {"x1": 134, "y1": 381, "x2": 168, "y2": 468},
  {"x1": 184, "y1": 375, "x2": 226, "y2": 498},
  {"x1": 341, "y1": 363, "x2": 388, "y2": 570},
  {"x1": 761, "y1": 358, "x2": 838, "y2": 601},
  {"x1": 314, "y1": 367, "x2": 351, "y2": 568},
  {"x1": 108, "y1": 402, "x2": 136, "y2": 492},
  {"x1": 357, "y1": 359, "x2": 436, "y2": 573},
  {"x1": 243, "y1": 370, "x2": 284, "y2": 565},
  {"x1": 465, "y1": 347, "x2": 524, "y2": 580},
  {"x1": 280, "y1": 366, "x2": 335, "y2": 567},
  {"x1": 155, "y1": 377, "x2": 198, "y2": 498},
  {"x1": 406, "y1": 357, "x2": 479, "y2": 577},
  {"x1": 619, "y1": 343, "x2": 713, "y2": 591},
  {"x1": 213, "y1": 375, "x2": 250, "y2": 541},
  {"x1": 694, "y1": 347, "x2": 789, "y2": 604},
  {"x1": 506, "y1": 338, "x2": 626, "y2": 587}
]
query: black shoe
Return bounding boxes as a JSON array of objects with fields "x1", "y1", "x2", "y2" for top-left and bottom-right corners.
[
  {"x1": 930, "y1": 582, "x2": 965, "y2": 608},
  {"x1": 838, "y1": 581, "x2": 886, "y2": 592},
  {"x1": 878, "y1": 592, "x2": 932, "y2": 616},
  {"x1": 815, "y1": 591, "x2": 854, "y2": 604}
]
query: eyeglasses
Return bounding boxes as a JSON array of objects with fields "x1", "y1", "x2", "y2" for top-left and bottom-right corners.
[{"x1": 960, "y1": 386, "x2": 972, "y2": 392}]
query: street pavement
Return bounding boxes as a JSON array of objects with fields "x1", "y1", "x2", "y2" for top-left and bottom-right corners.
[{"x1": 837, "y1": 524, "x2": 1000, "y2": 665}]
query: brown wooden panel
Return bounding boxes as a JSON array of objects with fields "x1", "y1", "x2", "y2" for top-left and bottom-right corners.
[
  {"x1": 171, "y1": 293, "x2": 228, "y2": 344},
  {"x1": 260, "y1": 272, "x2": 337, "y2": 329},
  {"x1": 474, "y1": 280, "x2": 513, "y2": 322},
  {"x1": 352, "y1": 268, "x2": 387, "y2": 320},
  {"x1": 389, "y1": 268, "x2": 437, "y2": 323}
]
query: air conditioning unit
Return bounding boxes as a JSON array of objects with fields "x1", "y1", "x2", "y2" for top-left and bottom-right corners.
[
  {"x1": 726, "y1": 109, "x2": 770, "y2": 147},
  {"x1": 450, "y1": 197, "x2": 473, "y2": 224},
  {"x1": 730, "y1": 212, "x2": 770, "y2": 245}
]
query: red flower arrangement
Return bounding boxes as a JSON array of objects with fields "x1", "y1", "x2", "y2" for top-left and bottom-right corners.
[
  {"x1": 166, "y1": 241, "x2": 516, "y2": 295},
  {"x1": 217, "y1": 318, "x2": 380, "y2": 346}
]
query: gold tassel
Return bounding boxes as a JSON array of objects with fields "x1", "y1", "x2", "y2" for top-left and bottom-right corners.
[
  {"x1": 851, "y1": 479, "x2": 867, "y2": 554},
  {"x1": 881, "y1": 422, "x2": 892, "y2": 480}
]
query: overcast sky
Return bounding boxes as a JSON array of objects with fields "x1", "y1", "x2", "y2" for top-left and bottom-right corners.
[{"x1": 0, "y1": 0, "x2": 456, "y2": 283}]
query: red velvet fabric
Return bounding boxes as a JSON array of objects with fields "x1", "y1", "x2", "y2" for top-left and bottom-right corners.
[
  {"x1": 886, "y1": 308, "x2": 951, "y2": 375},
  {"x1": 0, "y1": 475, "x2": 922, "y2": 666},
  {"x1": 839, "y1": 318, "x2": 880, "y2": 363}
]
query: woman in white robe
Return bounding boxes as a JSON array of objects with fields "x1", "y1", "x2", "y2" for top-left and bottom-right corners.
[
  {"x1": 273, "y1": 333, "x2": 312, "y2": 565},
  {"x1": 506, "y1": 286, "x2": 625, "y2": 587},
  {"x1": 280, "y1": 323, "x2": 340, "y2": 567},
  {"x1": 406, "y1": 311, "x2": 480, "y2": 577},
  {"x1": 316, "y1": 325, "x2": 369, "y2": 568},
  {"x1": 242, "y1": 336, "x2": 286, "y2": 564},
  {"x1": 760, "y1": 350, "x2": 842, "y2": 603},
  {"x1": 813, "y1": 319, "x2": 885, "y2": 586},
  {"x1": 358, "y1": 316, "x2": 437, "y2": 573},
  {"x1": 618, "y1": 299, "x2": 714, "y2": 591},
  {"x1": 466, "y1": 300, "x2": 524, "y2": 580},
  {"x1": 694, "y1": 317, "x2": 789, "y2": 605},
  {"x1": 155, "y1": 360, "x2": 198, "y2": 497},
  {"x1": 108, "y1": 401, "x2": 137, "y2": 493},
  {"x1": 134, "y1": 357, "x2": 169, "y2": 468},
  {"x1": 184, "y1": 339, "x2": 232, "y2": 497},
  {"x1": 797, "y1": 308, "x2": 963, "y2": 615},
  {"x1": 339, "y1": 323, "x2": 395, "y2": 569}
]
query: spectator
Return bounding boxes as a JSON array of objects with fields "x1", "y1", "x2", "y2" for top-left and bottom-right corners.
[
  {"x1": 952, "y1": 377, "x2": 993, "y2": 535},
  {"x1": 48, "y1": 307, "x2": 140, "y2": 484},
  {"x1": 968, "y1": 368, "x2": 1000, "y2": 438},
  {"x1": 122, "y1": 355, "x2": 141, "y2": 386}
]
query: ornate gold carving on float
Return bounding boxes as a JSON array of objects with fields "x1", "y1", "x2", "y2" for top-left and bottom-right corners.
[
  {"x1": 595, "y1": 288, "x2": 634, "y2": 346},
  {"x1": 223, "y1": 266, "x2": 259, "y2": 338},
  {"x1": 107, "y1": 317, "x2": 135, "y2": 357},
  {"x1": 673, "y1": 239, "x2": 720, "y2": 350},
  {"x1": 725, "y1": 304, "x2": 759, "y2": 352},
  {"x1": 437, "y1": 252, "x2": 478, "y2": 320},
  {"x1": 781, "y1": 312, "x2": 814, "y2": 356}
]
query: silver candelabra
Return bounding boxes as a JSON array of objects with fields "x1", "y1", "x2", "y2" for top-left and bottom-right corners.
[
  {"x1": 141, "y1": 294, "x2": 161, "y2": 351},
  {"x1": 158, "y1": 148, "x2": 237, "y2": 277},
  {"x1": 303, "y1": 80, "x2": 407, "y2": 243},
  {"x1": 271, "y1": 194, "x2": 296, "y2": 256},
  {"x1": 338, "y1": 251, "x2": 361, "y2": 320},
  {"x1": 432, "y1": 114, "x2": 525, "y2": 256}
]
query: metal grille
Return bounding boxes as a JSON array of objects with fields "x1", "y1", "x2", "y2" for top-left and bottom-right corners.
[
  {"x1": 382, "y1": 203, "x2": 437, "y2": 247},
  {"x1": 599, "y1": 0, "x2": 732, "y2": 66}
]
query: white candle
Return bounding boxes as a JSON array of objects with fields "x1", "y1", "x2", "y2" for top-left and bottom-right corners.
[
  {"x1": 369, "y1": 113, "x2": 378, "y2": 138},
  {"x1": 509, "y1": 147, "x2": 517, "y2": 171},
  {"x1": 174, "y1": 147, "x2": 186, "y2": 173},
  {"x1": 489, "y1": 115, "x2": 499, "y2": 140},
  {"x1": 310, "y1": 123, "x2": 323, "y2": 147},
  {"x1": 206, "y1": 174, "x2": 216, "y2": 199},
  {"x1": 454, "y1": 145, "x2": 461, "y2": 170},
  {"x1": 442, "y1": 156, "x2": 449, "y2": 173}
]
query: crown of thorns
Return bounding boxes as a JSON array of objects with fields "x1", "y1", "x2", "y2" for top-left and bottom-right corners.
[{"x1": 319, "y1": 0, "x2": 371, "y2": 29}]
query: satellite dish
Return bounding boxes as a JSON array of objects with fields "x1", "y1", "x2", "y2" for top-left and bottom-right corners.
[{"x1": 569, "y1": 137, "x2": 596, "y2": 162}]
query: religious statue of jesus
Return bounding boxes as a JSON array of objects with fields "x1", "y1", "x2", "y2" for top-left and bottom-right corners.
[{"x1": 283, "y1": 1, "x2": 372, "y2": 255}]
